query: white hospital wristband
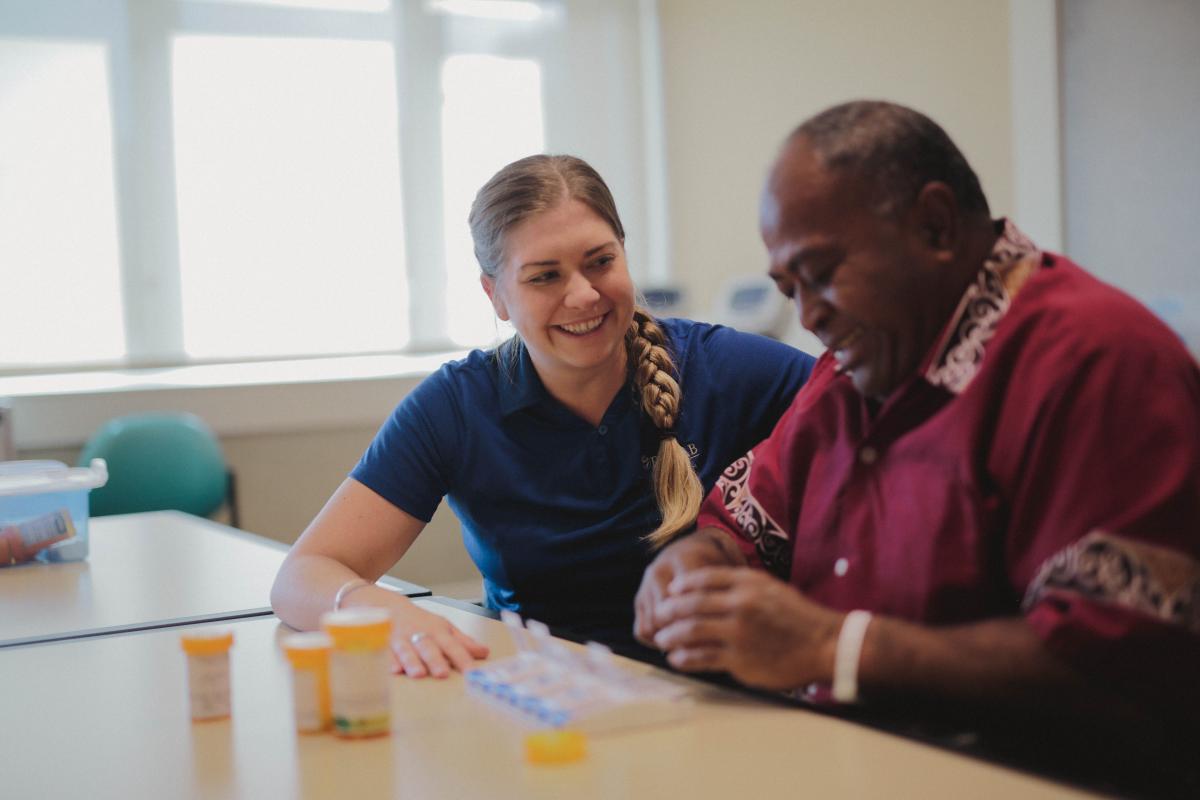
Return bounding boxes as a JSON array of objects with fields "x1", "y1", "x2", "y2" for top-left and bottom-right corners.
[{"x1": 831, "y1": 610, "x2": 873, "y2": 704}]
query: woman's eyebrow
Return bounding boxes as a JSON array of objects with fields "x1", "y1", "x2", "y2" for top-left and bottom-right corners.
[{"x1": 584, "y1": 241, "x2": 618, "y2": 257}]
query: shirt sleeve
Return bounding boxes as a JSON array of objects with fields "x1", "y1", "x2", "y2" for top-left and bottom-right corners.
[
  {"x1": 696, "y1": 353, "x2": 838, "y2": 579},
  {"x1": 350, "y1": 365, "x2": 463, "y2": 523},
  {"x1": 992, "y1": 309, "x2": 1200, "y2": 696},
  {"x1": 684, "y1": 321, "x2": 817, "y2": 452}
]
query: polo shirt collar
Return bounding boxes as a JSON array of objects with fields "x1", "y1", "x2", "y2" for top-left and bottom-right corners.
[{"x1": 497, "y1": 340, "x2": 551, "y2": 417}]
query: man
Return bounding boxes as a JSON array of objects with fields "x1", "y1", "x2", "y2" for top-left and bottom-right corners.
[{"x1": 634, "y1": 102, "x2": 1199, "y2": 746}]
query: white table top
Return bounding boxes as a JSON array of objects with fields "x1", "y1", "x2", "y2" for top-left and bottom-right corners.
[
  {"x1": 0, "y1": 600, "x2": 1097, "y2": 799},
  {"x1": 0, "y1": 510, "x2": 427, "y2": 647}
]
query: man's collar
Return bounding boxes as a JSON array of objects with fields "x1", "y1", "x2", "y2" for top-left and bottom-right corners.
[{"x1": 921, "y1": 219, "x2": 1041, "y2": 395}]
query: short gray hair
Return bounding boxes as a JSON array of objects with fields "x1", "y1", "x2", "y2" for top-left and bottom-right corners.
[{"x1": 791, "y1": 100, "x2": 990, "y2": 219}]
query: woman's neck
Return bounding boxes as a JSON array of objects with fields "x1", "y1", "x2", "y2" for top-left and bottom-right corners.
[{"x1": 535, "y1": 348, "x2": 629, "y2": 428}]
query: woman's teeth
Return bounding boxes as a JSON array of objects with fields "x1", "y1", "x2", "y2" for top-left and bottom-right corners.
[{"x1": 558, "y1": 315, "x2": 605, "y2": 335}]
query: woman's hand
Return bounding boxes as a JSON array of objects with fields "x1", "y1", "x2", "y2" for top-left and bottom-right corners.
[{"x1": 388, "y1": 602, "x2": 490, "y2": 678}]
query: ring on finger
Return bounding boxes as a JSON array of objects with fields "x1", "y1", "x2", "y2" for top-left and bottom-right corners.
[{"x1": 410, "y1": 632, "x2": 429, "y2": 646}]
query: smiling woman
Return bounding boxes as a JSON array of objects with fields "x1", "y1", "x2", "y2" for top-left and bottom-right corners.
[{"x1": 270, "y1": 154, "x2": 818, "y2": 678}]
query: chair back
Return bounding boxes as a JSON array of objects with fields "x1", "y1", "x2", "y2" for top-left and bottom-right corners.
[{"x1": 77, "y1": 413, "x2": 230, "y2": 519}]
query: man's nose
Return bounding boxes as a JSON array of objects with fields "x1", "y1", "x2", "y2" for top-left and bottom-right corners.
[
  {"x1": 563, "y1": 271, "x2": 601, "y2": 308},
  {"x1": 798, "y1": 287, "x2": 831, "y2": 334}
]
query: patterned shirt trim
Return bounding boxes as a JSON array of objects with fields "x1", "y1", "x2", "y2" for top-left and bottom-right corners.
[
  {"x1": 714, "y1": 453, "x2": 792, "y2": 579},
  {"x1": 924, "y1": 219, "x2": 1041, "y2": 395},
  {"x1": 1022, "y1": 530, "x2": 1200, "y2": 634}
]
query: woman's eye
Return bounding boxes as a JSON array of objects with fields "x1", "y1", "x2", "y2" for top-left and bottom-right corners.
[
  {"x1": 590, "y1": 255, "x2": 615, "y2": 269},
  {"x1": 528, "y1": 271, "x2": 557, "y2": 285}
]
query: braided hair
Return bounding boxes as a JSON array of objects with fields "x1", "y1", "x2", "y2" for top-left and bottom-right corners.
[{"x1": 627, "y1": 309, "x2": 704, "y2": 549}]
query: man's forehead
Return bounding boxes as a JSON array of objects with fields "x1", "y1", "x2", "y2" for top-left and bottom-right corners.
[{"x1": 766, "y1": 145, "x2": 881, "y2": 229}]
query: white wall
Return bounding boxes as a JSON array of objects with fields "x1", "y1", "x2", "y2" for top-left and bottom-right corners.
[
  {"x1": 1061, "y1": 0, "x2": 1200, "y2": 353},
  {"x1": 656, "y1": 0, "x2": 1015, "y2": 320}
]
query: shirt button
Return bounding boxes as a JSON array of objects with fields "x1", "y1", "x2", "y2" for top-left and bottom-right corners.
[
  {"x1": 859, "y1": 446, "x2": 878, "y2": 465},
  {"x1": 834, "y1": 557, "x2": 849, "y2": 576},
  {"x1": 597, "y1": 425, "x2": 608, "y2": 435}
]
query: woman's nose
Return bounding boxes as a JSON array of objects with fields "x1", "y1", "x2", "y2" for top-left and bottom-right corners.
[{"x1": 563, "y1": 271, "x2": 601, "y2": 308}]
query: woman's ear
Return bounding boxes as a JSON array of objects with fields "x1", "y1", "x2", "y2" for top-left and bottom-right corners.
[{"x1": 480, "y1": 274, "x2": 509, "y2": 321}]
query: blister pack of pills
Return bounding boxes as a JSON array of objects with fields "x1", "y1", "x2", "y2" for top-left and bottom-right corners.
[{"x1": 465, "y1": 611, "x2": 692, "y2": 734}]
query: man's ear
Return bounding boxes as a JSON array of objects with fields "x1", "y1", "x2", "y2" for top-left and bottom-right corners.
[
  {"x1": 913, "y1": 182, "x2": 959, "y2": 257},
  {"x1": 480, "y1": 274, "x2": 509, "y2": 321}
]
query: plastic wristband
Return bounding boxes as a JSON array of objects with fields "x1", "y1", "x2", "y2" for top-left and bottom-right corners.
[
  {"x1": 333, "y1": 578, "x2": 372, "y2": 611},
  {"x1": 831, "y1": 610, "x2": 872, "y2": 704}
]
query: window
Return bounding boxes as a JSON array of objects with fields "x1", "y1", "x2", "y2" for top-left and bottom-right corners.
[
  {"x1": 0, "y1": 38, "x2": 125, "y2": 364},
  {"x1": 0, "y1": 0, "x2": 665, "y2": 373}
]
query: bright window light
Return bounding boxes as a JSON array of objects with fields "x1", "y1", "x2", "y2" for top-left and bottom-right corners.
[
  {"x1": 172, "y1": 35, "x2": 409, "y2": 360},
  {"x1": 0, "y1": 38, "x2": 126, "y2": 367},
  {"x1": 428, "y1": 0, "x2": 543, "y2": 23},
  {"x1": 440, "y1": 54, "x2": 544, "y2": 346},
  {"x1": 185, "y1": 0, "x2": 391, "y2": 11}
]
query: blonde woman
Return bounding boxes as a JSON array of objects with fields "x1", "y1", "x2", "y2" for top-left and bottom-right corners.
[{"x1": 271, "y1": 155, "x2": 815, "y2": 678}]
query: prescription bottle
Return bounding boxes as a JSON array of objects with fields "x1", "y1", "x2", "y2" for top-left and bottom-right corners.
[
  {"x1": 180, "y1": 629, "x2": 234, "y2": 721},
  {"x1": 321, "y1": 608, "x2": 392, "y2": 738},
  {"x1": 283, "y1": 632, "x2": 333, "y2": 734}
]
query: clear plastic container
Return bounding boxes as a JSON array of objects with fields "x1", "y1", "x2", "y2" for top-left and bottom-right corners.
[{"x1": 0, "y1": 459, "x2": 108, "y2": 564}]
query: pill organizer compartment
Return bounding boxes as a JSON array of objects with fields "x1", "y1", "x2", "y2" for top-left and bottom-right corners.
[{"x1": 466, "y1": 611, "x2": 693, "y2": 734}]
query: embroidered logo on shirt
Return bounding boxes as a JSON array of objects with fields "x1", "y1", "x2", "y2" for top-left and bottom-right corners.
[
  {"x1": 1023, "y1": 530, "x2": 1200, "y2": 633},
  {"x1": 715, "y1": 453, "x2": 792, "y2": 579},
  {"x1": 641, "y1": 441, "x2": 699, "y2": 471}
]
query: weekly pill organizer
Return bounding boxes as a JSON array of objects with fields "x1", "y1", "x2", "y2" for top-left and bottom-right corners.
[{"x1": 466, "y1": 610, "x2": 692, "y2": 734}]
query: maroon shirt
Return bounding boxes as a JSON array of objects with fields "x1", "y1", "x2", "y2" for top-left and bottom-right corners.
[{"x1": 699, "y1": 223, "x2": 1200, "y2": 693}]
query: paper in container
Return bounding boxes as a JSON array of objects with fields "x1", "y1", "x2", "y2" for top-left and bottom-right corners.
[{"x1": 0, "y1": 459, "x2": 108, "y2": 565}]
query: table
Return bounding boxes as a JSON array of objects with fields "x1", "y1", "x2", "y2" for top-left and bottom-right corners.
[
  {"x1": 0, "y1": 510, "x2": 428, "y2": 648},
  {"x1": 0, "y1": 599, "x2": 1098, "y2": 799}
]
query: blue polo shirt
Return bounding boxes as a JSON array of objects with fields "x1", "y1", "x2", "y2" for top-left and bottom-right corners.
[{"x1": 352, "y1": 318, "x2": 815, "y2": 646}]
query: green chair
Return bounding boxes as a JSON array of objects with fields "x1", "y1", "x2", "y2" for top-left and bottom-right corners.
[{"x1": 77, "y1": 412, "x2": 240, "y2": 527}]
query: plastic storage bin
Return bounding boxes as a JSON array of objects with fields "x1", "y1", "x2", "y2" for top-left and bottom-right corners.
[{"x1": 0, "y1": 459, "x2": 108, "y2": 564}]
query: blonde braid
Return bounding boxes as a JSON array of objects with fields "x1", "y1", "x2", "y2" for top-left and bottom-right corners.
[{"x1": 628, "y1": 309, "x2": 705, "y2": 549}]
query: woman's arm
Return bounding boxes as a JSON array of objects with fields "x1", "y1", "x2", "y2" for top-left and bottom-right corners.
[{"x1": 270, "y1": 478, "x2": 488, "y2": 678}]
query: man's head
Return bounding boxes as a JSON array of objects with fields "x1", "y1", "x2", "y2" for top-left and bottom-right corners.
[{"x1": 762, "y1": 100, "x2": 995, "y2": 400}]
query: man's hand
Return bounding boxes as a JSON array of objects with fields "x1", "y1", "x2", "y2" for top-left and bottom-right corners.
[
  {"x1": 634, "y1": 528, "x2": 746, "y2": 647},
  {"x1": 650, "y1": 566, "x2": 843, "y2": 691}
]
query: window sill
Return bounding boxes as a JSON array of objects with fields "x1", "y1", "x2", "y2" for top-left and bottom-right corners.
[{"x1": 0, "y1": 351, "x2": 469, "y2": 450}]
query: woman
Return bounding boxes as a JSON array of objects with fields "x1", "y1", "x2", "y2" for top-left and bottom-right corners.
[{"x1": 271, "y1": 155, "x2": 815, "y2": 677}]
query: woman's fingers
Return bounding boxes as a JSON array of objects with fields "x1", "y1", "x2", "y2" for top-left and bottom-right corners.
[
  {"x1": 392, "y1": 622, "x2": 489, "y2": 679},
  {"x1": 452, "y1": 627, "x2": 491, "y2": 659},
  {"x1": 410, "y1": 633, "x2": 452, "y2": 678},
  {"x1": 392, "y1": 640, "x2": 429, "y2": 678}
]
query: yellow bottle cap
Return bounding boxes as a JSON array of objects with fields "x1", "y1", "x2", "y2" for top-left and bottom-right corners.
[
  {"x1": 524, "y1": 730, "x2": 587, "y2": 764},
  {"x1": 282, "y1": 632, "x2": 333, "y2": 669},
  {"x1": 180, "y1": 629, "x2": 234, "y2": 656},
  {"x1": 321, "y1": 607, "x2": 392, "y2": 650}
]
